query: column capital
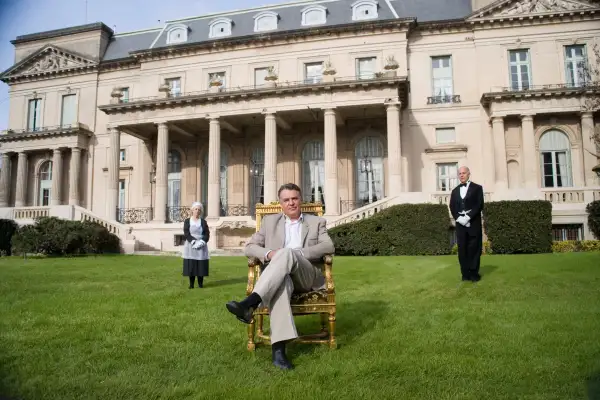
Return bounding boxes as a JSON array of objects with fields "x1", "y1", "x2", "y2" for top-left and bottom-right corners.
[
  {"x1": 581, "y1": 111, "x2": 594, "y2": 119},
  {"x1": 521, "y1": 114, "x2": 535, "y2": 121},
  {"x1": 323, "y1": 108, "x2": 336, "y2": 115},
  {"x1": 384, "y1": 97, "x2": 401, "y2": 107},
  {"x1": 205, "y1": 114, "x2": 220, "y2": 121},
  {"x1": 491, "y1": 116, "x2": 505, "y2": 124}
]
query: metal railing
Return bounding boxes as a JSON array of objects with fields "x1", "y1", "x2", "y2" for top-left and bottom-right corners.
[
  {"x1": 1, "y1": 123, "x2": 84, "y2": 136},
  {"x1": 111, "y1": 75, "x2": 405, "y2": 104},
  {"x1": 117, "y1": 207, "x2": 153, "y2": 224},
  {"x1": 492, "y1": 82, "x2": 599, "y2": 93},
  {"x1": 427, "y1": 95, "x2": 461, "y2": 105}
]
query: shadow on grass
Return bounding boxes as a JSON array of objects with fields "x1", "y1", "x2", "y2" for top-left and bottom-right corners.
[
  {"x1": 587, "y1": 371, "x2": 600, "y2": 400},
  {"x1": 205, "y1": 277, "x2": 248, "y2": 288},
  {"x1": 0, "y1": 356, "x2": 22, "y2": 400},
  {"x1": 480, "y1": 264, "x2": 498, "y2": 278}
]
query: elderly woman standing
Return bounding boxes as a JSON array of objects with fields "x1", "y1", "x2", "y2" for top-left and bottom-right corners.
[{"x1": 182, "y1": 202, "x2": 210, "y2": 288}]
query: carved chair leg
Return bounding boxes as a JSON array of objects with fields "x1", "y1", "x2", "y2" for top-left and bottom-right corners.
[
  {"x1": 247, "y1": 317, "x2": 256, "y2": 352},
  {"x1": 257, "y1": 314, "x2": 264, "y2": 338},
  {"x1": 320, "y1": 313, "x2": 328, "y2": 333},
  {"x1": 328, "y1": 312, "x2": 337, "y2": 349}
]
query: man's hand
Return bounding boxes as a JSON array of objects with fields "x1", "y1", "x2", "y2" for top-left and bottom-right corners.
[{"x1": 266, "y1": 249, "x2": 280, "y2": 261}]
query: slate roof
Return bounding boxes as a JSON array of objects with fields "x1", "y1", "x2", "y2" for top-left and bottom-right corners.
[{"x1": 12, "y1": 0, "x2": 474, "y2": 62}]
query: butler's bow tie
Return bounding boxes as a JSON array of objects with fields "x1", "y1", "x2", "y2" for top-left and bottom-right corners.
[{"x1": 459, "y1": 183, "x2": 467, "y2": 187}]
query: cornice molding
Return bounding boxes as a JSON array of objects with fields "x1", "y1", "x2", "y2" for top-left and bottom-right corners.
[
  {"x1": 480, "y1": 84, "x2": 600, "y2": 106},
  {"x1": 0, "y1": 123, "x2": 93, "y2": 143}
]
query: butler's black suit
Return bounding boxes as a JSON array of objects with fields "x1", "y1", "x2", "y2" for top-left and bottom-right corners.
[{"x1": 449, "y1": 181, "x2": 484, "y2": 281}]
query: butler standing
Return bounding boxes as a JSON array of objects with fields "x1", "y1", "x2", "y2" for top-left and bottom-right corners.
[{"x1": 449, "y1": 166, "x2": 484, "y2": 282}]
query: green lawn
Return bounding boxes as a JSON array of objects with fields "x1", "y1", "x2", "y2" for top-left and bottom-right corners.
[{"x1": 1, "y1": 253, "x2": 599, "y2": 400}]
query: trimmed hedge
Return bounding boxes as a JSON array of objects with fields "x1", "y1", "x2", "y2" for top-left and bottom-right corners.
[
  {"x1": 483, "y1": 200, "x2": 553, "y2": 254},
  {"x1": 11, "y1": 216, "x2": 121, "y2": 256},
  {"x1": 0, "y1": 219, "x2": 19, "y2": 256},
  {"x1": 329, "y1": 203, "x2": 452, "y2": 256},
  {"x1": 586, "y1": 200, "x2": 600, "y2": 240},
  {"x1": 552, "y1": 240, "x2": 600, "y2": 253}
]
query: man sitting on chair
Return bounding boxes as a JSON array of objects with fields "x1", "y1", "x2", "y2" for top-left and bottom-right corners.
[{"x1": 225, "y1": 183, "x2": 335, "y2": 370}]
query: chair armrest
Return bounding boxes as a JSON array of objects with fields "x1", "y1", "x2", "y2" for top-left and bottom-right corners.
[
  {"x1": 246, "y1": 256, "x2": 261, "y2": 296},
  {"x1": 323, "y1": 254, "x2": 335, "y2": 294}
]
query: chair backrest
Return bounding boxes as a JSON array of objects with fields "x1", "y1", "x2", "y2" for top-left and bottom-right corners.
[{"x1": 254, "y1": 201, "x2": 324, "y2": 232}]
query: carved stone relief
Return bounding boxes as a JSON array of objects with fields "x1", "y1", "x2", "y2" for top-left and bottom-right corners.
[{"x1": 498, "y1": 0, "x2": 593, "y2": 16}]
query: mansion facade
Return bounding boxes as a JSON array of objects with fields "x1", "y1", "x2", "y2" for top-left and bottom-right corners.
[{"x1": 0, "y1": 0, "x2": 599, "y2": 252}]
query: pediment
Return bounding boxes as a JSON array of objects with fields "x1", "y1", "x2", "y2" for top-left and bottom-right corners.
[
  {"x1": 468, "y1": 0, "x2": 600, "y2": 20},
  {"x1": 0, "y1": 45, "x2": 98, "y2": 82}
]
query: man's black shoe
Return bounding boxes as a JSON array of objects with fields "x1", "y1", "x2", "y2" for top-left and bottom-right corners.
[
  {"x1": 272, "y1": 348, "x2": 293, "y2": 370},
  {"x1": 225, "y1": 301, "x2": 254, "y2": 324},
  {"x1": 471, "y1": 274, "x2": 481, "y2": 282}
]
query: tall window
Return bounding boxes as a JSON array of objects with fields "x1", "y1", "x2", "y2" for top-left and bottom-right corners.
[
  {"x1": 166, "y1": 78, "x2": 181, "y2": 97},
  {"x1": 118, "y1": 179, "x2": 126, "y2": 210},
  {"x1": 28, "y1": 99, "x2": 41, "y2": 131},
  {"x1": 355, "y1": 136, "x2": 384, "y2": 205},
  {"x1": 302, "y1": 141, "x2": 325, "y2": 204},
  {"x1": 304, "y1": 62, "x2": 323, "y2": 84},
  {"x1": 436, "y1": 163, "x2": 458, "y2": 191},
  {"x1": 509, "y1": 49, "x2": 531, "y2": 90},
  {"x1": 202, "y1": 149, "x2": 228, "y2": 216},
  {"x1": 356, "y1": 57, "x2": 376, "y2": 80},
  {"x1": 121, "y1": 88, "x2": 129, "y2": 103},
  {"x1": 565, "y1": 45, "x2": 587, "y2": 87},
  {"x1": 168, "y1": 150, "x2": 182, "y2": 209},
  {"x1": 539, "y1": 129, "x2": 572, "y2": 188},
  {"x1": 38, "y1": 161, "x2": 52, "y2": 206},
  {"x1": 431, "y1": 56, "x2": 453, "y2": 102},
  {"x1": 60, "y1": 94, "x2": 76, "y2": 127},
  {"x1": 254, "y1": 67, "x2": 269, "y2": 87},
  {"x1": 250, "y1": 147, "x2": 264, "y2": 215}
]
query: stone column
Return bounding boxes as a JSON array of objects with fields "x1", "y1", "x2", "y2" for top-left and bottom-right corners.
[
  {"x1": 386, "y1": 100, "x2": 402, "y2": 197},
  {"x1": 491, "y1": 117, "x2": 508, "y2": 191},
  {"x1": 521, "y1": 114, "x2": 537, "y2": 189},
  {"x1": 15, "y1": 152, "x2": 28, "y2": 207},
  {"x1": 68, "y1": 147, "x2": 81, "y2": 206},
  {"x1": 0, "y1": 153, "x2": 11, "y2": 207},
  {"x1": 207, "y1": 117, "x2": 221, "y2": 219},
  {"x1": 50, "y1": 148, "x2": 63, "y2": 206},
  {"x1": 153, "y1": 122, "x2": 169, "y2": 222},
  {"x1": 264, "y1": 112, "x2": 278, "y2": 203},
  {"x1": 581, "y1": 112, "x2": 598, "y2": 186},
  {"x1": 324, "y1": 108, "x2": 339, "y2": 215},
  {"x1": 106, "y1": 127, "x2": 121, "y2": 220}
]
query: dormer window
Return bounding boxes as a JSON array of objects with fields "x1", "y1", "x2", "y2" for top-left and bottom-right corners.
[
  {"x1": 166, "y1": 24, "x2": 189, "y2": 44},
  {"x1": 209, "y1": 17, "x2": 233, "y2": 38},
  {"x1": 352, "y1": 0, "x2": 378, "y2": 21},
  {"x1": 301, "y1": 5, "x2": 327, "y2": 26},
  {"x1": 254, "y1": 11, "x2": 278, "y2": 32}
]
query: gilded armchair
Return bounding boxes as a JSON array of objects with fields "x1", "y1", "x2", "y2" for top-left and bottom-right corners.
[{"x1": 245, "y1": 201, "x2": 336, "y2": 351}]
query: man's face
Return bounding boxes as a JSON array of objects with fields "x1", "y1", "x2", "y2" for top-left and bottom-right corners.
[
  {"x1": 458, "y1": 168, "x2": 470, "y2": 184},
  {"x1": 279, "y1": 189, "x2": 301, "y2": 219}
]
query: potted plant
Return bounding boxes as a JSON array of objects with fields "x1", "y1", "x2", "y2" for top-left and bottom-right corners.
[{"x1": 384, "y1": 55, "x2": 399, "y2": 77}]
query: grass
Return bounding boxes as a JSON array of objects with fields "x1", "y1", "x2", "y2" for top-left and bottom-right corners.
[{"x1": 0, "y1": 252, "x2": 599, "y2": 400}]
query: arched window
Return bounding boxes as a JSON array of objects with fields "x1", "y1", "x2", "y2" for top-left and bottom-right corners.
[
  {"x1": 302, "y1": 141, "x2": 325, "y2": 204},
  {"x1": 301, "y1": 5, "x2": 327, "y2": 26},
  {"x1": 355, "y1": 136, "x2": 384, "y2": 205},
  {"x1": 166, "y1": 24, "x2": 188, "y2": 44},
  {"x1": 209, "y1": 17, "x2": 233, "y2": 38},
  {"x1": 254, "y1": 11, "x2": 278, "y2": 32},
  {"x1": 168, "y1": 150, "x2": 182, "y2": 209},
  {"x1": 39, "y1": 160, "x2": 52, "y2": 206},
  {"x1": 202, "y1": 149, "x2": 228, "y2": 216},
  {"x1": 250, "y1": 147, "x2": 264, "y2": 215},
  {"x1": 539, "y1": 129, "x2": 573, "y2": 188},
  {"x1": 352, "y1": 0, "x2": 378, "y2": 21}
]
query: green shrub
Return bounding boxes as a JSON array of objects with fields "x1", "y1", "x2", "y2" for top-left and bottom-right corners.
[
  {"x1": 552, "y1": 240, "x2": 600, "y2": 253},
  {"x1": 483, "y1": 200, "x2": 553, "y2": 254},
  {"x1": 586, "y1": 200, "x2": 600, "y2": 240},
  {"x1": 11, "y1": 217, "x2": 121, "y2": 257},
  {"x1": 0, "y1": 219, "x2": 19, "y2": 256},
  {"x1": 329, "y1": 203, "x2": 452, "y2": 256}
]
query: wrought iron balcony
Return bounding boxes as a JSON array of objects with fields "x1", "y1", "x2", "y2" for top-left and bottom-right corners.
[
  {"x1": 0, "y1": 123, "x2": 91, "y2": 140},
  {"x1": 223, "y1": 205, "x2": 250, "y2": 217},
  {"x1": 117, "y1": 207, "x2": 153, "y2": 224},
  {"x1": 167, "y1": 206, "x2": 191, "y2": 223},
  {"x1": 427, "y1": 95, "x2": 461, "y2": 105}
]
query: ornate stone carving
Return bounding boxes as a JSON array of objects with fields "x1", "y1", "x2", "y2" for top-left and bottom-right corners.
[
  {"x1": 498, "y1": 0, "x2": 593, "y2": 16},
  {"x1": 219, "y1": 220, "x2": 253, "y2": 230}
]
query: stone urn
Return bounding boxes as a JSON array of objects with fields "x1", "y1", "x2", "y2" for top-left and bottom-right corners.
[
  {"x1": 264, "y1": 66, "x2": 278, "y2": 88},
  {"x1": 110, "y1": 87, "x2": 123, "y2": 104},
  {"x1": 384, "y1": 55, "x2": 399, "y2": 78},
  {"x1": 209, "y1": 77, "x2": 223, "y2": 93},
  {"x1": 322, "y1": 60, "x2": 336, "y2": 83},
  {"x1": 158, "y1": 83, "x2": 171, "y2": 98}
]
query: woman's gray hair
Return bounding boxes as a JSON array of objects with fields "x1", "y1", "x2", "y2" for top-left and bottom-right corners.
[{"x1": 191, "y1": 202, "x2": 204, "y2": 213}]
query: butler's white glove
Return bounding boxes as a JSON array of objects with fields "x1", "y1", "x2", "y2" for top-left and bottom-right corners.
[
  {"x1": 456, "y1": 216, "x2": 471, "y2": 226},
  {"x1": 194, "y1": 239, "x2": 206, "y2": 249}
]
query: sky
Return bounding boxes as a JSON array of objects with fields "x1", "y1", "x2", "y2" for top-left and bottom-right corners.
[{"x1": 0, "y1": 0, "x2": 292, "y2": 131}]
